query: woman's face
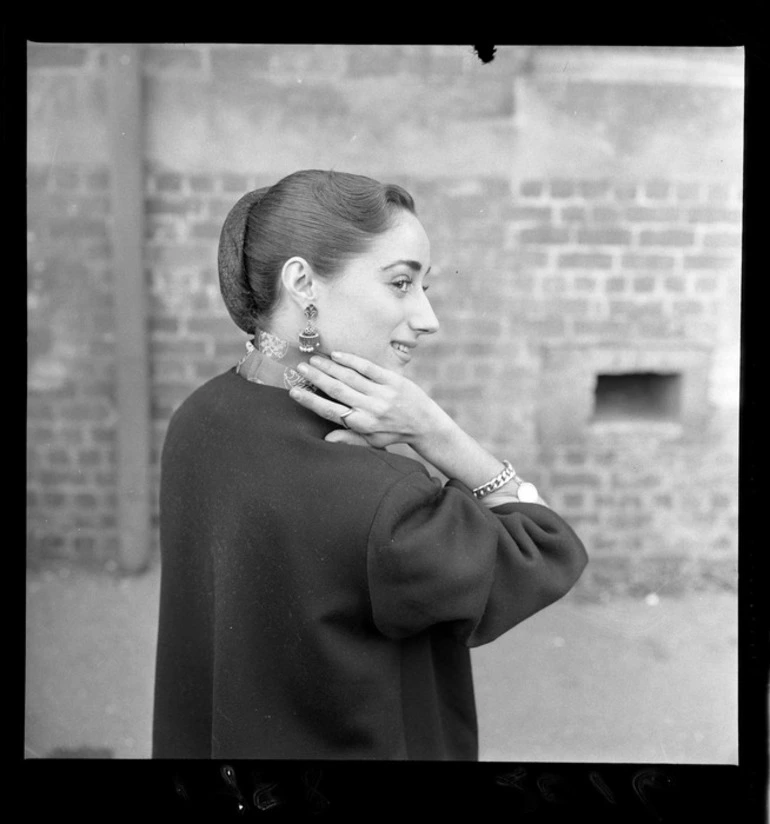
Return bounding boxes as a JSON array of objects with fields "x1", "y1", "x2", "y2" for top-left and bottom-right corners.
[{"x1": 314, "y1": 211, "x2": 439, "y2": 371}]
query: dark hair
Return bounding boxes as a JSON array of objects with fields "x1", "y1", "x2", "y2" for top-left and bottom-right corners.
[{"x1": 232, "y1": 170, "x2": 416, "y2": 333}]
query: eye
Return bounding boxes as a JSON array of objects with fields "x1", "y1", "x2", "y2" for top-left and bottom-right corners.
[{"x1": 392, "y1": 278, "x2": 412, "y2": 293}]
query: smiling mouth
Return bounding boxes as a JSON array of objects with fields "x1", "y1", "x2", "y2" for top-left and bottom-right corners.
[{"x1": 391, "y1": 342, "x2": 414, "y2": 362}]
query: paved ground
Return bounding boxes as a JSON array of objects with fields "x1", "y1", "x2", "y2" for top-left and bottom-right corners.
[{"x1": 25, "y1": 561, "x2": 737, "y2": 762}]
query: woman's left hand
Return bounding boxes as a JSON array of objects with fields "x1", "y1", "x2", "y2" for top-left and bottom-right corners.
[{"x1": 289, "y1": 351, "x2": 450, "y2": 450}]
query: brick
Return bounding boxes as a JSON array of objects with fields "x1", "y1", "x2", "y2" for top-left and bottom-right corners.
[
  {"x1": 574, "y1": 276, "x2": 597, "y2": 292},
  {"x1": 687, "y1": 207, "x2": 742, "y2": 224},
  {"x1": 563, "y1": 451, "x2": 587, "y2": 466},
  {"x1": 190, "y1": 174, "x2": 215, "y2": 194},
  {"x1": 608, "y1": 299, "x2": 634, "y2": 315},
  {"x1": 49, "y1": 218, "x2": 108, "y2": 240},
  {"x1": 59, "y1": 401, "x2": 112, "y2": 423},
  {"x1": 47, "y1": 448, "x2": 71, "y2": 466},
  {"x1": 151, "y1": 317, "x2": 180, "y2": 335},
  {"x1": 683, "y1": 255, "x2": 735, "y2": 270},
  {"x1": 577, "y1": 228, "x2": 632, "y2": 245},
  {"x1": 561, "y1": 206, "x2": 586, "y2": 222},
  {"x1": 28, "y1": 44, "x2": 88, "y2": 68},
  {"x1": 672, "y1": 299, "x2": 703, "y2": 316},
  {"x1": 702, "y1": 232, "x2": 742, "y2": 248},
  {"x1": 625, "y1": 207, "x2": 680, "y2": 222},
  {"x1": 706, "y1": 183, "x2": 730, "y2": 204},
  {"x1": 58, "y1": 426, "x2": 85, "y2": 445},
  {"x1": 621, "y1": 254, "x2": 676, "y2": 270},
  {"x1": 558, "y1": 253, "x2": 613, "y2": 269},
  {"x1": 52, "y1": 167, "x2": 80, "y2": 191},
  {"x1": 74, "y1": 493, "x2": 98, "y2": 508},
  {"x1": 639, "y1": 230, "x2": 695, "y2": 247},
  {"x1": 221, "y1": 173, "x2": 251, "y2": 193},
  {"x1": 563, "y1": 493, "x2": 585, "y2": 508},
  {"x1": 549, "y1": 179, "x2": 575, "y2": 198},
  {"x1": 516, "y1": 251, "x2": 549, "y2": 268},
  {"x1": 74, "y1": 535, "x2": 96, "y2": 553},
  {"x1": 572, "y1": 319, "x2": 629, "y2": 337},
  {"x1": 266, "y1": 44, "x2": 349, "y2": 78},
  {"x1": 552, "y1": 472, "x2": 601, "y2": 488},
  {"x1": 190, "y1": 221, "x2": 223, "y2": 240},
  {"x1": 541, "y1": 275, "x2": 567, "y2": 294},
  {"x1": 43, "y1": 491, "x2": 67, "y2": 508},
  {"x1": 520, "y1": 180, "x2": 543, "y2": 198},
  {"x1": 552, "y1": 298, "x2": 590, "y2": 315},
  {"x1": 78, "y1": 449, "x2": 103, "y2": 467},
  {"x1": 694, "y1": 275, "x2": 719, "y2": 293},
  {"x1": 675, "y1": 182, "x2": 701, "y2": 201},
  {"x1": 84, "y1": 168, "x2": 110, "y2": 191},
  {"x1": 644, "y1": 180, "x2": 670, "y2": 199},
  {"x1": 664, "y1": 276, "x2": 686, "y2": 292},
  {"x1": 186, "y1": 317, "x2": 234, "y2": 336},
  {"x1": 210, "y1": 46, "x2": 270, "y2": 78},
  {"x1": 346, "y1": 45, "x2": 409, "y2": 77},
  {"x1": 633, "y1": 277, "x2": 656, "y2": 293},
  {"x1": 28, "y1": 426, "x2": 54, "y2": 443},
  {"x1": 605, "y1": 277, "x2": 625, "y2": 293},
  {"x1": 507, "y1": 206, "x2": 552, "y2": 222},
  {"x1": 578, "y1": 180, "x2": 610, "y2": 198},
  {"x1": 519, "y1": 226, "x2": 569, "y2": 244},
  {"x1": 527, "y1": 316, "x2": 566, "y2": 337},
  {"x1": 593, "y1": 206, "x2": 621, "y2": 223},
  {"x1": 613, "y1": 183, "x2": 638, "y2": 201},
  {"x1": 145, "y1": 45, "x2": 203, "y2": 72},
  {"x1": 154, "y1": 172, "x2": 184, "y2": 193},
  {"x1": 146, "y1": 196, "x2": 202, "y2": 216}
]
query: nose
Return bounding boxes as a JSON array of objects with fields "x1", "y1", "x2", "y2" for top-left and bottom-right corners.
[{"x1": 408, "y1": 289, "x2": 440, "y2": 336}]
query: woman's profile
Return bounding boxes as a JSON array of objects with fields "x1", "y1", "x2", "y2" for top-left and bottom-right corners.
[{"x1": 152, "y1": 169, "x2": 588, "y2": 760}]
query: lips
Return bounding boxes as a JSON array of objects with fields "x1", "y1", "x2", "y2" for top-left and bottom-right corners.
[{"x1": 390, "y1": 341, "x2": 415, "y2": 363}]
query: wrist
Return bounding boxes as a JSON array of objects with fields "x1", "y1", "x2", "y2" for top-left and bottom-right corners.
[{"x1": 410, "y1": 402, "x2": 457, "y2": 453}]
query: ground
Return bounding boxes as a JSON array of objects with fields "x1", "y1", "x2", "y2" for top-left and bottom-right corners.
[{"x1": 25, "y1": 561, "x2": 737, "y2": 762}]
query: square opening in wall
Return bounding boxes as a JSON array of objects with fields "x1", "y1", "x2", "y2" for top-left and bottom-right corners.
[{"x1": 592, "y1": 372, "x2": 682, "y2": 422}]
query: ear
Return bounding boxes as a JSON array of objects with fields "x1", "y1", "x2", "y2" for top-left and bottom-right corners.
[{"x1": 279, "y1": 256, "x2": 318, "y2": 309}]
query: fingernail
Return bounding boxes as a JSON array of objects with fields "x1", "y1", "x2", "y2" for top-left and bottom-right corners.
[
  {"x1": 289, "y1": 388, "x2": 300, "y2": 398},
  {"x1": 297, "y1": 363, "x2": 308, "y2": 373},
  {"x1": 309, "y1": 356, "x2": 322, "y2": 366}
]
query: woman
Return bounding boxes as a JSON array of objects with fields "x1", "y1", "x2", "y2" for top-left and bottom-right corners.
[{"x1": 152, "y1": 169, "x2": 587, "y2": 760}]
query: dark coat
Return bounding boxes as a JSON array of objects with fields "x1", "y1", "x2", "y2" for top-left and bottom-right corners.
[{"x1": 152, "y1": 369, "x2": 588, "y2": 760}]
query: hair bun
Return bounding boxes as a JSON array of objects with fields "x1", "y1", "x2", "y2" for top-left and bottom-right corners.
[{"x1": 218, "y1": 187, "x2": 271, "y2": 333}]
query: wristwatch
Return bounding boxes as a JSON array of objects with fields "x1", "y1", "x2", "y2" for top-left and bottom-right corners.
[{"x1": 513, "y1": 475, "x2": 539, "y2": 503}]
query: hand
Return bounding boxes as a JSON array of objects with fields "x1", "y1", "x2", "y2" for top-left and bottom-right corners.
[{"x1": 289, "y1": 351, "x2": 450, "y2": 450}]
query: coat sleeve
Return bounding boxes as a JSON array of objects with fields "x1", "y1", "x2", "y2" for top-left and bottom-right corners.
[{"x1": 366, "y1": 471, "x2": 588, "y2": 648}]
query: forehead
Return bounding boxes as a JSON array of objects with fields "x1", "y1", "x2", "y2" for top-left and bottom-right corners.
[{"x1": 367, "y1": 211, "x2": 431, "y2": 265}]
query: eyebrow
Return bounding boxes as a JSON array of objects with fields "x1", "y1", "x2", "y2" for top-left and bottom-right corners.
[{"x1": 381, "y1": 260, "x2": 432, "y2": 275}]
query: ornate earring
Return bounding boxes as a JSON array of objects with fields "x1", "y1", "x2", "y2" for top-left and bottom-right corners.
[{"x1": 298, "y1": 304, "x2": 321, "y2": 353}]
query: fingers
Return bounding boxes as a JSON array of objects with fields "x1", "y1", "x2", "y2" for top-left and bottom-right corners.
[
  {"x1": 330, "y1": 351, "x2": 392, "y2": 384},
  {"x1": 295, "y1": 361, "x2": 365, "y2": 408},
  {"x1": 324, "y1": 430, "x2": 370, "y2": 447},
  {"x1": 289, "y1": 386, "x2": 353, "y2": 425},
  {"x1": 305, "y1": 355, "x2": 374, "y2": 396}
]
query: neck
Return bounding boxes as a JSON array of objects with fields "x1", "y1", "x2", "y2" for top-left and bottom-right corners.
[
  {"x1": 236, "y1": 327, "x2": 318, "y2": 393},
  {"x1": 257, "y1": 327, "x2": 312, "y2": 368}
]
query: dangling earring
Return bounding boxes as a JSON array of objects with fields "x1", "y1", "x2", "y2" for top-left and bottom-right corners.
[{"x1": 298, "y1": 304, "x2": 321, "y2": 353}]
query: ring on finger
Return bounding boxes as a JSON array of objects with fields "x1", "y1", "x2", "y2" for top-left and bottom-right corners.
[{"x1": 339, "y1": 407, "x2": 355, "y2": 429}]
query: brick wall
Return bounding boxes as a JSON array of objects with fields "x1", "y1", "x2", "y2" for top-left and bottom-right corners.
[{"x1": 27, "y1": 44, "x2": 742, "y2": 593}]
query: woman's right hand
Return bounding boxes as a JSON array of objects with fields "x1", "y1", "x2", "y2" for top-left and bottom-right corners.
[
  {"x1": 289, "y1": 351, "x2": 453, "y2": 450},
  {"x1": 291, "y1": 351, "x2": 524, "y2": 497}
]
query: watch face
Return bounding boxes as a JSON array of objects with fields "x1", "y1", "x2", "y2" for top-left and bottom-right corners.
[{"x1": 517, "y1": 482, "x2": 539, "y2": 503}]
